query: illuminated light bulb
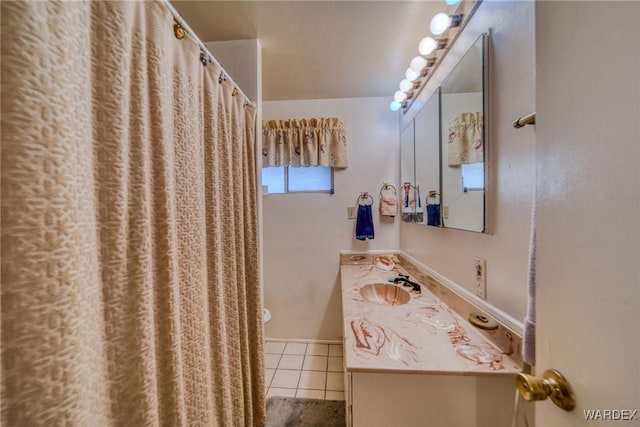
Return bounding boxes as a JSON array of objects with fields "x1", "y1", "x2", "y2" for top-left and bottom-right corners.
[
  {"x1": 430, "y1": 12, "x2": 452, "y2": 35},
  {"x1": 418, "y1": 37, "x2": 438, "y2": 56},
  {"x1": 405, "y1": 67, "x2": 420, "y2": 81},
  {"x1": 409, "y1": 56, "x2": 428, "y2": 73},
  {"x1": 389, "y1": 101, "x2": 402, "y2": 112},
  {"x1": 394, "y1": 90, "x2": 407, "y2": 103},
  {"x1": 399, "y1": 79, "x2": 414, "y2": 93}
]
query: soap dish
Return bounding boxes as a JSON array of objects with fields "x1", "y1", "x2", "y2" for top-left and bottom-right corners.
[
  {"x1": 374, "y1": 256, "x2": 395, "y2": 271},
  {"x1": 468, "y1": 311, "x2": 499, "y2": 330}
]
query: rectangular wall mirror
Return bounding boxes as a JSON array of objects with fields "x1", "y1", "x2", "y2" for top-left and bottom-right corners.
[
  {"x1": 400, "y1": 120, "x2": 415, "y2": 186},
  {"x1": 414, "y1": 89, "x2": 441, "y2": 226},
  {"x1": 439, "y1": 33, "x2": 487, "y2": 232},
  {"x1": 400, "y1": 120, "x2": 415, "y2": 221}
]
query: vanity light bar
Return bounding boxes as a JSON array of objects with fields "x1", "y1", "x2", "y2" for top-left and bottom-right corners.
[{"x1": 391, "y1": 0, "x2": 480, "y2": 113}]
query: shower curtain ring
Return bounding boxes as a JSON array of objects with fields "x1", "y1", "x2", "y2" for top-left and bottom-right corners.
[
  {"x1": 200, "y1": 51, "x2": 212, "y2": 66},
  {"x1": 232, "y1": 87, "x2": 238, "y2": 96},
  {"x1": 173, "y1": 21, "x2": 186, "y2": 39},
  {"x1": 218, "y1": 71, "x2": 226, "y2": 84}
]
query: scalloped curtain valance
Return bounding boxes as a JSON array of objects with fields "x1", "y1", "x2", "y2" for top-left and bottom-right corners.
[{"x1": 262, "y1": 117, "x2": 348, "y2": 168}]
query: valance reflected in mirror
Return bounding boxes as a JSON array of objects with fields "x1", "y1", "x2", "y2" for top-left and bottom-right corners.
[{"x1": 440, "y1": 34, "x2": 487, "y2": 232}]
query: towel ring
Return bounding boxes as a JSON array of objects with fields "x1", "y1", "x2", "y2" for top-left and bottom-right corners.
[
  {"x1": 356, "y1": 192, "x2": 374, "y2": 206},
  {"x1": 379, "y1": 183, "x2": 397, "y2": 197},
  {"x1": 427, "y1": 191, "x2": 440, "y2": 203},
  {"x1": 402, "y1": 182, "x2": 415, "y2": 191}
]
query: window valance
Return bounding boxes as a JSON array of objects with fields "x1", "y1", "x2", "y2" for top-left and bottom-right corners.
[{"x1": 262, "y1": 117, "x2": 348, "y2": 168}]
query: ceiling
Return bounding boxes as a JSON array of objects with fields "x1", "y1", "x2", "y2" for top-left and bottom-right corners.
[{"x1": 172, "y1": 1, "x2": 448, "y2": 101}]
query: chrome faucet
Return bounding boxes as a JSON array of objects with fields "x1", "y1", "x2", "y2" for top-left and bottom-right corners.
[{"x1": 393, "y1": 275, "x2": 421, "y2": 293}]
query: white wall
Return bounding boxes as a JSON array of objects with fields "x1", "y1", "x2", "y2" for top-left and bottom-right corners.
[
  {"x1": 263, "y1": 97, "x2": 399, "y2": 340},
  {"x1": 206, "y1": 40, "x2": 261, "y2": 102},
  {"x1": 400, "y1": 0, "x2": 535, "y2": 323}
]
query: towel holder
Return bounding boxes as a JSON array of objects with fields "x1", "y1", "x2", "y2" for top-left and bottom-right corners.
[
  {"x1": 427, "y1": 191, "x2": 440, "y2": 205},
  {"x1": 379, "y1": 182, "x2": 397, "y2": 197},
  {"x1": 402, "y1": 181, "x2": 416, "y2": 192},
  {"x1": 356, "y1": 192, "x2": 374, "y2": 205},
  {"x1": 513, "y1": 112, "x2": 536, "y2": 128}
]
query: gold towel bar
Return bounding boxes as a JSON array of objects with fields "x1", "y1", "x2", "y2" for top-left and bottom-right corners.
[{"x1": 513, "y1": 112, "x2": 536, "y2": 128}]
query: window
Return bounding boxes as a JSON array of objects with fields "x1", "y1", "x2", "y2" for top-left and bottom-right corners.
[{"x1": 262, "y1": 166, "x2": 334, "y2": 194}]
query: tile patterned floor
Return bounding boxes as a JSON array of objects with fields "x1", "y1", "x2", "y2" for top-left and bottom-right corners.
[{"x1": 264, "y1": 340, "x2": 345, "y2": 400}]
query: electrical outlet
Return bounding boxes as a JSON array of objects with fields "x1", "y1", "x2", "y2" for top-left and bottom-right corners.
[
  {"x1": 443, "y1": 205, "x2": 449, "y2": 219},
  {"x1": 475, "y1": 257, "x2": 487, "y2": 299},
  {"x1": 347, "y1": 207, "x2": 356, "y2": 219}
]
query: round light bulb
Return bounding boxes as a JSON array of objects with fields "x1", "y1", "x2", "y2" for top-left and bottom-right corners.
[
  {"x1": 389, "y1": 101, "x2": 402, "y2": 112},
  {"x1": 418, "y1": 37, "x2": 438, "y2": 56},
  {"x1": 399, "y1": 79, "x2": 414, "y2": 93},
  {"x1": 394, "y1": 90, "x2": 407, "y2": 103},
  {"x1": 445, "y1": 0, "x2": 461, "y2": 5},
  {"x1": 409, "y1": 56, "x2": 427, "y2": 73},
  {"x1": 405, "y1": 67, "x2": 420, "y2": 81},
  {"x1": 430, "y1": 12, "x2": 452, "y2": 35}
]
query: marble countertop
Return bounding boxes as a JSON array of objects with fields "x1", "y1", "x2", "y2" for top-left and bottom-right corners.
[{"x1": 340, "y1": 255, "x2": 521, "y2": 375}]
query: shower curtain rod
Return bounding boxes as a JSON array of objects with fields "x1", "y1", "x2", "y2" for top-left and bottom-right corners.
[{"x1": 159, "y1": 0, "x2": 253, "y2": 105}]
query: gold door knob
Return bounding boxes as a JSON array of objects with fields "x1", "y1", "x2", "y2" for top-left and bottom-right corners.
[{"x1": 516, "y1": 369, "x2": 575, "y2": 411}]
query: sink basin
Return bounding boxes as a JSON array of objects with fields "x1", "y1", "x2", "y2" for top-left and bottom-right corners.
[{"x1": 359, "y1": 283, "x2": 411, "y2": 306}]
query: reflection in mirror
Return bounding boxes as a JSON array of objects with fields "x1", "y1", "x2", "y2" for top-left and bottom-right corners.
[
  {"x1": 400, "y1": 121, "x2": 415, "y2": 222},
  {"x1": 414, "y1": 90, "x2": 441, "y2": 226},
  {"x1": 440, "y1": 34, "x2": 487, "y2": 232}
]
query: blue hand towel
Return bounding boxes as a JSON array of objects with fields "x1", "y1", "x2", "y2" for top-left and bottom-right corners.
[
  {"x1": 355, "y1": 204, "x2": 374, "y2": 240},
  {"x1": 427, "y1": 203, "x2": 441, "y2": 227}
]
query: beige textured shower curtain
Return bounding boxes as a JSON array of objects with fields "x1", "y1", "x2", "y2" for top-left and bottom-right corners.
[{"x1": 1, "y1": 1, "x2": 264, "y2": 426}]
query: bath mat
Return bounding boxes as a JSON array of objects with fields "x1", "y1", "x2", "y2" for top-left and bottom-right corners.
[{"x1": 265, "y1": 396, "x2": 346, "y2": 427}]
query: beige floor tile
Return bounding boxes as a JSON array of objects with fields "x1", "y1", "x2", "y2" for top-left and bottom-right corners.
[
  {"x1": 296, "y1": 389, "x2": 325, "y2": 399},
  {"x1": 298, "y1": 370, "x2": 327, "y2": 390},
  {"x1": 283, "y1": 342, "x2": 307, "y2": 355},
  {"x1": 264, "y1": 341, "x2": 286, "y2": 354},
  {"x1": 264, "y1": 353, "x2": 281, "y2": 369},
  {"x1": 265, "y1": 340, "x2": 345, "y2": 403},
  {"x1": 306, "y1": 343, "x2": 329, "y2": 356},
  {"x1": 265, "y1": 369, "x2": 275, "y2": 387},
  {"x1": 325, "y1": 391, "x2": 345, "y2": 401},
  {"x1": 328, "y1": 344, "x2": 343, "y2": 357},
  {"x1": 326, "y1": 372, "x2": 344, "y2": 391},
  {"x1": 278, "y1": 354, "x2": 304, "y2": 370},
  {"x1": 267, "y1": 387, "x2": 296, "y2": 398},
  {"x1": 302, "y1": 355, "x2": 328, "y2": 371},
  {"x1": 270, "y1": 369, "x2": 301, "y2": 389},
  {"x1": 327, "y1": 357, "x2": 343, "y2": 372}
]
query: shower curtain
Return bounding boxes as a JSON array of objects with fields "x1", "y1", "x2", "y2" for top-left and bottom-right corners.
[{"x1": 1, "y1": 2, "x2": 264, "y2": 426}]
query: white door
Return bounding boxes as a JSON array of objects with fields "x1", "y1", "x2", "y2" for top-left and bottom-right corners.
[{"x1": 534, "y1": 1, "x2": 639, "y2": 426}]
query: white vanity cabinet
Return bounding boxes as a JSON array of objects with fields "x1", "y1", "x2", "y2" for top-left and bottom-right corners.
[{"x1": 345, "y1": 370, "x2": 516, "y2": 427}]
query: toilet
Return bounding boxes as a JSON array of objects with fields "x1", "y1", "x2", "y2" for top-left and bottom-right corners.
[{"x1": 263, "y1": 308, "x2": 271, "y2": 324}]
